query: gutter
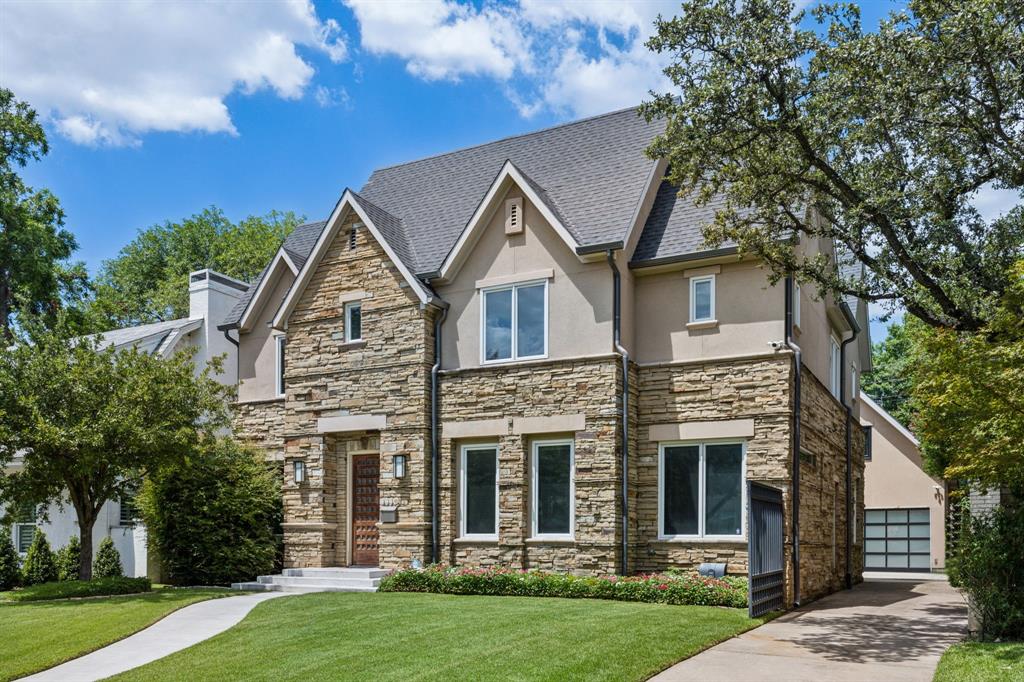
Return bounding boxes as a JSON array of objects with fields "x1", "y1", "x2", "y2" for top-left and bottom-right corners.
[
  {"x1": 606, "y1": 250, "x2": 630, "y2": 575},
  {"x1": 784, "y1": 276, "x2": 802, "y2": 607},
  {"x1": 217, "y1": 322, "x2": 240, "y2": 386},
  {"x1": 838, "y1": 301, "x2": 860, "y2": 591},
  {"x1": 430, "y1": 302, "x2": 449, "y2": 565}
]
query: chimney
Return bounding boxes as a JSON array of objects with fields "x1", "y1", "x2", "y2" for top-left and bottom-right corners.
[{"x1": 188, "y1": 269, "x2": 248, "y2": 385}]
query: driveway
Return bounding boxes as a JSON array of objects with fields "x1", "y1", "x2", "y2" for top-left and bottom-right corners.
[{"x1": 652, "y1": 578, "x2": 967, "y2": 682}]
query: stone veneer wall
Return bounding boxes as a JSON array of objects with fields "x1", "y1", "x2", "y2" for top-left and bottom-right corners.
[
  {"x1": 280, "y1": 211, "x2": 435, "y2": 569},
  {"x1": 233, "y1": 398, "x2": 287, "y2": 461},
  {"x1": 634, "y1": 355, "x2": 793, "y2": 582},
  {"x1": 798, "y1": 368, "x2": 865, "y2": 601},
  {"x1": 437, "y1": 356, "x2": 622, "y2": 574}
]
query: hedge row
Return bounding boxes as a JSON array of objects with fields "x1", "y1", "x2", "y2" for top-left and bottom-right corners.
[
  {"x1": 379, "y1": 566, "x2": 748, "y2": 608},
  {"x1": 2, "y1": 577, "x2": 152, "y2": 602}
]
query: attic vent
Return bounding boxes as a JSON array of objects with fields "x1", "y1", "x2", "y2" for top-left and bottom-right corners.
[
  {"x1": 348, "y1": 225, "x2": 357, "y2": 250},
  {"x1": 505, "y1": 197, "x2": 524, "y2": 235}
]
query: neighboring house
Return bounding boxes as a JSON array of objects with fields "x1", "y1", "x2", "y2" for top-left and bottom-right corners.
[
  {"x1": 2, "y1": 269, "x2": 245, "y2": 577},
  {"x1": 225, "y1": 107, "x2": 871, "y2": 606},
  {"x1": 861, "y1": 392, "x2": 946, "y2": 572}
]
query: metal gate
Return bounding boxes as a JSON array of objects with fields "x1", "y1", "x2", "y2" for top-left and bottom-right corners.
[{"x1": 748, "y1": 482, "x2": 785, "y2": 618}]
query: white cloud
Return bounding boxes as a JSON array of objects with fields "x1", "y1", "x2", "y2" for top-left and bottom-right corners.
[
  {"x1": 314, "y1": 85, "x2": 352, "y2": 109},
  {"x1": 0, "y1": 0, "x2": 347, "y2": 146},
  {"x1": 972, "y1": 183, "x2": 1020, "y2": 222}
]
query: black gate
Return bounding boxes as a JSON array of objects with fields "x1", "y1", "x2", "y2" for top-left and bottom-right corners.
[{"x1": 748, "y1": 482, "x2": 785, "y2": 618}]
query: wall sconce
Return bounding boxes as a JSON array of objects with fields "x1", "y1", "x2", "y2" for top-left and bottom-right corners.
[
  {"x1": 293, "y1": 460, "x2": 305, "y2": 484},
  {"x1": 393, "y1": 454, "x2": 407, "y2": 479}
]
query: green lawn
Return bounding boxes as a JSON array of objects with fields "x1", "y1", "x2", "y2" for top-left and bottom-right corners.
[
  {"x1": 112, "y1": 592, "x2": 763, "y2": 682},
  {"x1": 0, "y1": 587, "x2": 229, "y2": 681},
  {"x1": 934, "y1": 641, "x2": 1024, "y2": 682}
]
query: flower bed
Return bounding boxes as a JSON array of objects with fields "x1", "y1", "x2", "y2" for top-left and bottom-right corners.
[{"x1": 378, "y1": 566, "x2": 747, "y2": 608}]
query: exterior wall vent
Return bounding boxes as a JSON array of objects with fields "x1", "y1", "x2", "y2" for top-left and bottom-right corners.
[
  {"x1": 505, "y1": 197, "x2": 524, "y2": 235},
  {"x1": 349, "y1": 225, "x2": 357, "y2": 250}
]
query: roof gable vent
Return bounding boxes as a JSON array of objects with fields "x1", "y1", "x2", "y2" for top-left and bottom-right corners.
[{"x1": 505, "y1": 197, "x2": 524, "y2": 235}]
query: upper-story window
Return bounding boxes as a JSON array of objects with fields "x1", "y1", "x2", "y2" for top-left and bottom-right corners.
[
  {"x1": 345, "y1": 301, "x2": 362, "y2": 342},
  {"x1": 829, "y1": 337, "x2": 842, "y2": 399},
  {"x1": 689, "y1": 274, "x2": 716, "y2": 323},
  {"x1": 482, "y1": 280, "x2": 547, "y2": 363},
  {"x1": 275, "y1": 335, "x2": 286, "y2": 397},
  {"x1": 793, "y1": 282, "x2": 802, "y2": 329}
]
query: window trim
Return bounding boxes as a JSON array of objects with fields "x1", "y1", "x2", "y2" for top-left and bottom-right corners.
[
  {"x1": 793, "y1": 282, "x2": 801, "y2": 329},
  {"x1": 344, "y1": 301, "x2": 363, "y2": 343},
  {"x1": 480, "y1": 278, "x2": 549, "y2": 365},
  {"x1": 657, "y1": 439, "x2": 747, "y2": 542},
  {"x1": 689, "y1": 274, "x2": 716, "y2": 323},
  {"x1": 829, "y1": 336, "x2": 842, "y2": 399},
  {"x1": 458, "y1": 443, "x2": 500, "y2": 541},
  {"x1": 530, "y1": 438, "x2": 575, "y2": 541},
  {"x1": 274, "y1": 334, "x2": 286, "y2": 398}
]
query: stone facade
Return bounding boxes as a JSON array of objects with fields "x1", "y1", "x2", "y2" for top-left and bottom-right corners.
[{"x1": 233, "y1": 398, "x2": 286, "y2": 460}]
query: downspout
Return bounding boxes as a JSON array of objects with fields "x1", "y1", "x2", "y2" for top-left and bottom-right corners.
[
  {"x1": 606, "y1": 250, "x2": 630, "y2": 576},
  {"x1": 430, "y1": 304, "x2": 449, "y2": 566},
  {"x1": 218, "y1": 323, "x2": 240, "y2": 387},
  {"x1": 784, "y1": 276, "x2": 802, "y2": 607},
  {"x1": 839, "y1": 305, "x2": 860, "y2": 590}
]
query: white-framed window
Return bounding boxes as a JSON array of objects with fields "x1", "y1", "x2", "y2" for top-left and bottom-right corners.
[
  {"x1": 530, "y1": 438, "x2": 574, "y2": 540},
  {"x1": 14, "y1": 504, "x2": 37, "y2": 554},
  {"x1": 829, "y1": 337, "x2": 842, "y2": 399},
  {"x1": 689, "y1": 274, "x2": 716, "y2": 322},
  {"x1": 793, "y1": 282, "x2": 801, "y2": 329},
  {"x1": 459, "y1": 444, "x2": 499, "y2": 540},
  {"x1": 658, "y1": 441, "x2": 746, "y2": 540},
  {"x1": 274, "y1": 334, "x2": 286, "y2": 397},
  {"x1": 344, "y1": 301, "x2": 362, "y2": 342},
  {"x1": 119, "y1": 493, "x2": 139, "y2": 526},
  {"x1": 481, "y1": 280, "x2": 547, "y2": 363}
]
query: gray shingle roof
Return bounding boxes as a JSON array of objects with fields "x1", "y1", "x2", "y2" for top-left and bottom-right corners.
[
  {"x1": 223, "y1": 220, "x2": 327, "y2": 326},
  {"x1": 631, "y1": 181, "x2": 738, "y2": 265},
  {"x1": 86, "y1": 317, "x2": 196, "y2": 351}
]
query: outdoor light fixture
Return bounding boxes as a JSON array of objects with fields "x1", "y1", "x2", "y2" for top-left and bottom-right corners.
[
  {"x1": 393, "y1": 454, "x2": 407, "y2": 479},
  {"x1": 293, "y1": 460, "x2": 305, "y2": 484}
]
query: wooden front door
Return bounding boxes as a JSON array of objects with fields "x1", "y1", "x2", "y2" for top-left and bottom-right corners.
[{"x1": 351, "y1": 454, "x2": 380, "y2": 566}]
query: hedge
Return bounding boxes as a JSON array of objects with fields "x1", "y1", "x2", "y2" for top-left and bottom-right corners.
[
  {"x1": 379, "y1": 566, "x2": 748, "y2": 608},
  {"x1": 2, "y1": 576, "x2": 152, "y2": 602}
]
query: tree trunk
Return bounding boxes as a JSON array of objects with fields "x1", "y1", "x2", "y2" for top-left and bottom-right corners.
[{"x1": 76, "y1": 509, "x2": 96, "y2": 581}]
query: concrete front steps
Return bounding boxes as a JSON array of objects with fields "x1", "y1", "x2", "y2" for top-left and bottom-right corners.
[{"x1": 232, "y1": 567, "x2": 387, "y2": 593}]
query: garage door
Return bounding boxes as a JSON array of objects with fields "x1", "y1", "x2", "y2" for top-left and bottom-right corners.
[{"x1": 865, "y1": 508, "x2": 930, "y2": 570}]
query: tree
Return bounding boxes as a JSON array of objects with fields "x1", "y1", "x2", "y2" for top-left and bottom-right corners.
[
  {"x1": 92, "y1": 537, "x2": 123, "y2": 579},
  {"x1": 0, "y1": 89, "x2": 88, "y2": 333},
  {"x1": 908, "y1": 261, "x2": 1024, "y2": 488},
  {"x1": 860, "y1": 320, "x2": 916, "y2": 427},
  {"x1": 0, "y1": 527, "x2": 19, "y2": 590},
  {"x1": 21, "y1": 529, "x2": 57, "y2": 585},
  {"x1": 139, "y1": 437, "x2": 281, "y2": 586},
  {"x1": 89, "y1": 207, "x2": 302, "y2": 328},
  {"x1": 0, "y1": 314, "x2": 229, "y2": 579},
  {"x1": 643, "y1": 0, "x2": 1023, "y2": 331}
]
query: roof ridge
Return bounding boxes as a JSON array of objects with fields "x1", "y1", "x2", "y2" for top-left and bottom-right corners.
[
  {"x1": 349, "y1": 190, "x2": 423, "y2": 270},
  {"x1": 368, "y1": 105, "x2": 643, "y2": 174}
]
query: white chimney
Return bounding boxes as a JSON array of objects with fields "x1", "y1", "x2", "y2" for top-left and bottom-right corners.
[{"x1": 188, "y1": 269, "x2": 248, "y2": 386}]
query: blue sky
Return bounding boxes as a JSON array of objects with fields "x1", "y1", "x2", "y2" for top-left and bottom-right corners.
[{"x1": 2, "y1": 0, "x2": 1011, "y2": 342}]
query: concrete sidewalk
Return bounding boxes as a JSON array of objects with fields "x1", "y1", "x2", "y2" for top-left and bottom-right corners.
[
  {"x1": 22, "y1": 591, "x2": 289, "y2": 682},
  {"x1": 652, "y1": 579, "x2": 967, "y2": 682}
]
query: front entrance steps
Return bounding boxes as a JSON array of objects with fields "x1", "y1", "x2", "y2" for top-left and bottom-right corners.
[{"x1": 231, "y1": 567, "x2": 387, "y2": 593}]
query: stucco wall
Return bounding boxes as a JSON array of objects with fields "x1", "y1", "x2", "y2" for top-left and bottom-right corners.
[{"x1": 238, "y1": 266, "x2": 294, "y2": 403}]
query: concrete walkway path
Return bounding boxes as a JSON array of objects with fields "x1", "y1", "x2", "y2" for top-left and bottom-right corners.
[
  {"x1": 22, "y1": 591, "x2": 289, "y2": 682},
  {"x1": 652, "y1": 578, "x2": 967, "y2": 682}
]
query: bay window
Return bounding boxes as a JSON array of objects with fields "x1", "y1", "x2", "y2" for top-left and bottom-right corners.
[
  {"x1": 659, "y1": 441, "x2": 745, "y2": 539},
  {"x1": 482, "y1": 281, "x2": 547, "y2": 363},
  {"x1": 531, "y1": 439, "x2": 574, "y2": 539},
  {"x1": 459, "y1": 444, "x2": 499, "y2": 540}
]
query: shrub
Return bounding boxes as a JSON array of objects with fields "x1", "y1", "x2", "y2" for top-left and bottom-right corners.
[
  {"x1": 947, "y1": 494, "x2": 1024, "y2": 640},
  {"x1": 140, "y1": 437, "x2": 282, "y2": 586},
  {"x1": 21, "y1": 530, "x2": 57, "y2": 585},
  {"x1": 56, "y1": 535, "x2": 81, "y2": 581},
  {"x1": 2, "y1": 577, "x2": 151, "y2": 602},
  {"x1": 92, "y1": 536, "x2": 124, "y2": 578},
  {"x1": 379, "y1": 565, "x2": 748, "y2": 608},
  {"x1": 0, "y1": 527, "x2": 20, "y2": 590}
]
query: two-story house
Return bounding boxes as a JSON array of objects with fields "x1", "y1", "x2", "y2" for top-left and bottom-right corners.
[{"x1": 225, "y1": 107, "x2": 870, "y2": 606}]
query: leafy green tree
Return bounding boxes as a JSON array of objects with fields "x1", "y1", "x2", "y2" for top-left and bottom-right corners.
[
  {"x1": 0, "y1": 314, "x2": 230, "y2": 579},
  {"x1": 0, "y1": 527, "x2": 19, "y2": 590},
  {"x1": 92, "y1": 537, "x2": 123, "y2": 579},
  {"x1": 89, "y1": 207, "x2": 302, "y2": 328},
  {"x1": 21, "y1": 529, "x2": 57, "y2": 586},
  {"x1": 56, "y1": 534, "x2": 81, "y2": 582},
  {"x1": 643, "y1": 0, "x2": 1023, "y2": 331},
  {"x1": 0, "y1": 89, "x2": 89, "y2": 333},
  {"x1": 140, "y1": 438, "x2": 281, "y2": 586},
  {"x1": 908, "y1": 261, "x2": 1024, "y2": 488},
  {"x1": 861, "y1": 320, "x2": 916, "y2": 427}
]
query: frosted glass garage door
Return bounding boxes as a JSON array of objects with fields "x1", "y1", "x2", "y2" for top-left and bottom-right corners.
[{"x1": 864, "y1": 508, "x2": 930, "y2": 570}]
